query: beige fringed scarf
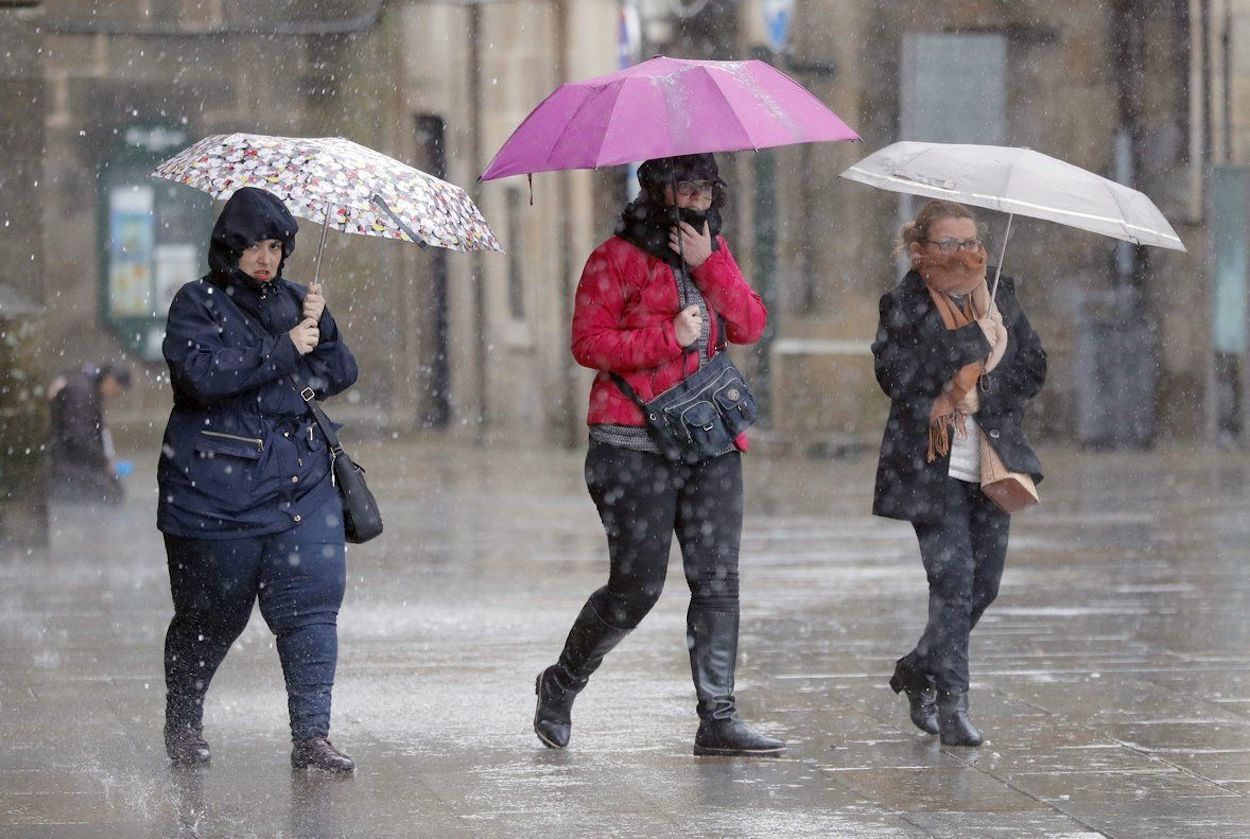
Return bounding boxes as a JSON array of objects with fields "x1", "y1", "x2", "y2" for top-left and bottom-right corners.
[{"x1": 919, "y1": 250, "x2": 1007, "y2": 463}]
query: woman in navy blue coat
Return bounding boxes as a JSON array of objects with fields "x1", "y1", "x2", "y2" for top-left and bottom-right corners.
[{"x1": 158, "y1": 187, "x2": 359, "y2": 772}]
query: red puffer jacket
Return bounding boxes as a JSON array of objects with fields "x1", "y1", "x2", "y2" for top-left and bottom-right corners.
[{"x1": 571, "y1": 234, "x2": 767, "y2": 446}]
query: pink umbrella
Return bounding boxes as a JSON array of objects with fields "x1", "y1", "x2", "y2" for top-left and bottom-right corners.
[{"x1": 480, "y1": 55, "x2": 859, "y2": 180}]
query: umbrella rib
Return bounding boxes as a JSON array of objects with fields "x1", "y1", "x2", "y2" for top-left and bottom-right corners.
[
  {"x1": 1101, "y1": 175, "x2": 1142, "y2": 244},
  {"x1": 482, "y1": 84, "x2": 580, "y2": 178},
  {"x1": 581, "y1": 82, "x2": 632, "y2": 168},
  {"x1": 697, "y1": 67, "x2": 763, "y2": 151},
  {"x1": 370, "y1": 193, "x2": 430, "y2": 250},
  {"x1": 842, "y1": 168, "x2": 1184, "y2": 246}
]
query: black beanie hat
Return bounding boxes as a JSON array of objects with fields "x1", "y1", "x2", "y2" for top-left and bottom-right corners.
[{"x1": 637, "y1": 153, "x2": 727, "y2": 199}]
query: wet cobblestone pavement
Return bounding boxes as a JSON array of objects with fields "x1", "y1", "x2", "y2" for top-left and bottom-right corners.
[{"x1": 4, "y1": 436, "x2": 1250, "y2": 837}]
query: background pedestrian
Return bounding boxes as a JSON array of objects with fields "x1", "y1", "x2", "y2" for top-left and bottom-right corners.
[{"x1": 47, "y1": 363, "x2": 130, "y2": 504}]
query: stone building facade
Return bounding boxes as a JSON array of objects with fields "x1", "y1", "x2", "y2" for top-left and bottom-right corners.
[{"x1": 4, "y1": 0, "x2": 1248, "y2": 460}]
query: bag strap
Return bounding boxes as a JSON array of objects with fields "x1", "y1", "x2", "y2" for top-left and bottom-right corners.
[
  {"x1": 674, "y1": 261, "x2": 728, "y2": 353},
  {"x1": 609, "y1": 371, "x2": 648, "y2": 413},
  {"x1": 610, "y1": 299, "x2": 728, "y2": 412},
  {"x1": 290, "y1": 372, "x2": 345, "y2": 455}
]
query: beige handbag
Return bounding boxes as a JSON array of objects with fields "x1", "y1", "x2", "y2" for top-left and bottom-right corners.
[{"x1": 980, "y1": 435, "x2": 1039, "y2": 514}]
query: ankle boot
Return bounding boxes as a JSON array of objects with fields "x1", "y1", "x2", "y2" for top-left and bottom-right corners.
[
  {"x1": 889, "y1": 658, "x2": 938, "y2": 735},
  {"x1": 164, "y1": 721, "x2": 211, "y2": 766},
  {"x1": 534, "y1": 602, "x2": 632, "y2": 749},
  {"x1": 688, "y1": 608, "x2": 785, "y2": 757},
  {"x1": 937, "y1": 691, "x2": 983, "y2": 747},
  {"x1": 291, "y1": 737, "x2": 355, "y2": 772}
]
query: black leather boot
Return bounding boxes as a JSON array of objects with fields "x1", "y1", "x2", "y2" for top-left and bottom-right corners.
[
  {"x1": 164, "y1": 721, "x2": 211, "y2": 766},
  {"x1": 937, "y1": 691, "x2": 983, "y2": 747},
  {"x1": 534, "y1": 601, "x2": 632, "y2": 749},
  {"x1": 291, "y1": 737, "x2": 356, "y2": 772},
  {"x1": 688, "y1": 608, "x2": 785, "y2": 756},
  {"x1": 889, "y1": 658, "x2": 939, "y2": 735}
]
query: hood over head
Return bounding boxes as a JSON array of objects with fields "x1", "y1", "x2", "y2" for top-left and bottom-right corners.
[{"x1": 208, "y1": 187, "x2": 299, "y2": 288}]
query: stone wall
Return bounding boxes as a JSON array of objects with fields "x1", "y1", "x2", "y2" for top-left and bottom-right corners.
[{"x1": 0, "y1": 3, "x2": 50, "y2": 546}]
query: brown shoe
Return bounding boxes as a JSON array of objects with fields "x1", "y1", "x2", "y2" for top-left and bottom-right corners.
[
  {"x1": 291, "y1": 737, "x2": 355, "y2": 772},
  {"x1": 164, "y1": 723, "x2": 210, "y2": 766}
]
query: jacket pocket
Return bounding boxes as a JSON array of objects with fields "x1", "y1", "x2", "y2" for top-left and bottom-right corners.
[
  {"x1": 196, "y1": 430, "x2": 264, "y2": 457},
  {"x1": 191, "y1": 430, "x2": 263, "y2": 502}
]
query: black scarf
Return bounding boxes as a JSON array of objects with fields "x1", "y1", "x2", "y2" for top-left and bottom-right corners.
[{"x1": 615, "y1": 196, "x2": 722, "y2": 271}]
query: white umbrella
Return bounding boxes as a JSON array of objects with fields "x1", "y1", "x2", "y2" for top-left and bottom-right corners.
[{"x1": 840, "y1": 141, "x2": 1186, "y2": 298}]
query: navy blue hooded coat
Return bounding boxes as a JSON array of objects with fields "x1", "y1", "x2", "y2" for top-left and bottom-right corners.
[{"x1": 157, "y1": 187, "x2": 358, "y2": 538}]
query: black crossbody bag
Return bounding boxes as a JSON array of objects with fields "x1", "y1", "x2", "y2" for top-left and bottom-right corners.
[
  {"x1": 235, "y1": 301, "x2": 383, "y2": 543},
  {"x1": 292, "y1": 376, "x2": 383, "y2": 544},
  {"x1": 611, "y1": 301, "x2": 759, "y2": 464}
]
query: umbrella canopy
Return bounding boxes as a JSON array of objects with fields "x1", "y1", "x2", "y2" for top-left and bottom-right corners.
[
  {"x1": 840, "y1": 141, "x2": 1185, "y2": 252},
  {"x1": 481, "y1": 55, "x2": 860, "y2": 180},
  {"x1": 153, "y1": 133, "x2": 500, "y2": 253}
]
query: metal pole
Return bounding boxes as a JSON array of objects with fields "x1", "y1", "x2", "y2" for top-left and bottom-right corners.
[
  {"x1": 749, "y1": 47, "x2": 779, "y2": 426},
  {"x1": 990, "y1": 212, "x2": 1014, "y2": 303},
  {"x1": 313, "y1": 201, "x2": 332, "y2": 287},
  {"x1": 555, "y1": 0, "x2": 577, "y2": 449},
  {"x1": 752, "y1": 145, "x2": 778, "y2": 426},
  {"x1": 469, "y1": 2, "x2": 488, "y2": 443}
]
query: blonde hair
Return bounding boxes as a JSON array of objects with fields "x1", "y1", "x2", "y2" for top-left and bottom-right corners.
[{"x1": 896, "y1": 200, "x2": 978, "y2": 256}]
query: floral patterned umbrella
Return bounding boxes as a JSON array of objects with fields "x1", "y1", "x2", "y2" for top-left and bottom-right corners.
[{"x1": 152, "y1": 133, "x2": 501, "y2": 273}]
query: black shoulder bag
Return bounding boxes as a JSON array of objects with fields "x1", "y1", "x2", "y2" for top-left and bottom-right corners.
[
  {"x1": 610, "y1": 262, "x2": 759, "y2": 463},
  {"x1": 293, "y1": 377, "x2": 383, "y2": 544}
]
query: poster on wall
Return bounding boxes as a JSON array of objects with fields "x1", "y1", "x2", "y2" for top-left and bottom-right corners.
[
  {"x1": 99, "y1": 125, "x2": 210, "y2": 361},
  {"x1": 107, "y1": 185, "x2": 155, "y2": 317},
  {"x1": 154, "y1": 243, "x2": 199, "y2": 313}
]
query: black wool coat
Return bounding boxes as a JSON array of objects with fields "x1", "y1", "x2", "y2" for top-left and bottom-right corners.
[{"x1": 871, "y1": 270, "x2": 1047, "y2": 523}]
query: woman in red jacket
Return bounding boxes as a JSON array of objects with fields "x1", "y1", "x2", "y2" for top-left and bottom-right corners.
[{"x1": 532, "y1": 153, "x2": 784, "y2": 756}]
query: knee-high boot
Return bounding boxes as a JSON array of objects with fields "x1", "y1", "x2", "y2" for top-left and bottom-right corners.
[
  {"x1": 687, "y1": 608, "x2": 785, "y2": 756},
  {"x1": 534, "y1": 601, "x2": 632, "y2": 749}
]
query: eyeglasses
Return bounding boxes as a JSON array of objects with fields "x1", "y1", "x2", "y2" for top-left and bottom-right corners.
[
  {"x1": 924, "y1": 237, "x2": 985, "y2": 254},
  {"x1": 674, "y1": 180, "x2": 716, "y2": 198}
]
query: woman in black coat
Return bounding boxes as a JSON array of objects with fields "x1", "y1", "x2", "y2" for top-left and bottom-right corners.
[
  {"x1": 871, "y1": 199, "x2": 1046, "y2": 746},
  {"x1": 158, "y1": 187, "x2": 359, "y2": 771}
]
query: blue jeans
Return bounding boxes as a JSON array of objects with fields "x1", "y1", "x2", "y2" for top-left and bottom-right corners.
[
  {"x1": 903, "y1": 478, "x2": 1010, "y2": 694},
  {"x1": 163, "y1": 493, "x2": 346, "y2": 741}
]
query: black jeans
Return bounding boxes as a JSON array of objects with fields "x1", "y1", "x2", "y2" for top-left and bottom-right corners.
[
  {"x1": 163, "y1": 493, "x2": 347, "y2": 742},
  {"x1": 583, "y1": 442, "x2": 742, "y2": 630},
  {"x1": 902, "y1": 477, "x2": 1009, "y2": 694}
]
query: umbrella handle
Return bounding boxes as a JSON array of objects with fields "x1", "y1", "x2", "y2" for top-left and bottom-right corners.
[
  {"x1": 669, "y1": 168, "x2": 691, "y2": 308},
  {"x1": 990, "y1": 212, "x2": 1014, "y2": 303},
  {"x1": 313, "y1": 201, "x2": 333, "y2": 288}
]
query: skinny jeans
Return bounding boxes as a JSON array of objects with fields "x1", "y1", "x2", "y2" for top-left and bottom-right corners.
[
  {"x1": 902, "y1": 477, "x2": 1009, "y2": 694},
  {"x1": 582, "y1": 441, "x2": 742, "y2": 630}
]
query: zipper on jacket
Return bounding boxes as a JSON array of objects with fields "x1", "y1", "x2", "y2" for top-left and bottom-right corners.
[{"x1": 200, "y1": 429, "x2": 264, "y2": 452}]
